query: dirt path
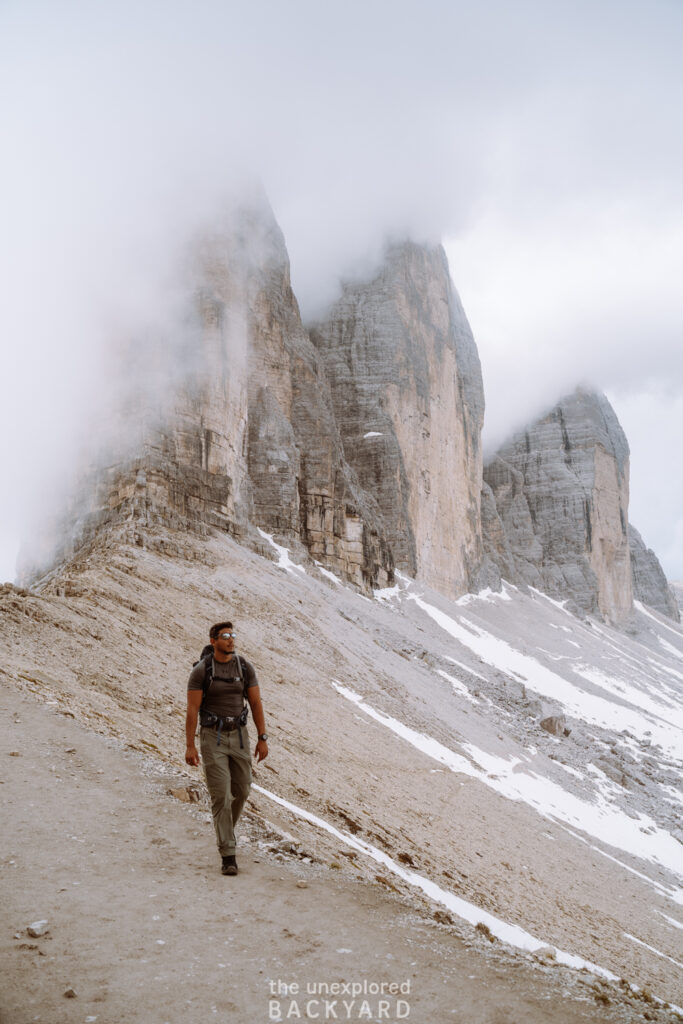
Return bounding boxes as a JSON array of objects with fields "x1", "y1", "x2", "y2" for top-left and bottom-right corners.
[{"x1": 1, "y1": 685, "x2": 676, "y2": 1024}]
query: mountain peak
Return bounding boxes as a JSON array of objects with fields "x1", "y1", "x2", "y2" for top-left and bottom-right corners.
[{"x1": 483, "y1": 388, "x2": 632, "y2": 623}]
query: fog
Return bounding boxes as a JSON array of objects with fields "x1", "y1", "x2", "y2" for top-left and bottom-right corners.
[{"x1": 1, "y1": 0, "x2": 682, "y2": 580}]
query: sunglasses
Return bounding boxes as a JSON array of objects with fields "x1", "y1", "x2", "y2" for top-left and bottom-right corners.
[{"x1": 218, "y1": 632, "x2": 236, "y2": 639}]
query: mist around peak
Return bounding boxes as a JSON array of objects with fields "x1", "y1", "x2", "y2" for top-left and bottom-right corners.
[{"x1": 2, "y1": 0, "x2": 682, "y2": 579}]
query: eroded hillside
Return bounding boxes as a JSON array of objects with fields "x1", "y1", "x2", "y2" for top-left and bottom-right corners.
[{"x1": 2, "y1": 522, "x2": 682, "y2": 1013}]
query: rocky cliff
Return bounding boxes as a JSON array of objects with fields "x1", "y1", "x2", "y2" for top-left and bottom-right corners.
[
  {"x1": 629, "y1": 525, "x2": 680, "y2": 622},
  {"x1": 234, "y1": 203, "x2": 392, "y2": 588},
  {"x1": 482, "y1": 390, "x2": 633, "y2": 624},
  {"x1": 21, "y1": 198, "x2": 677, "y2": 625},
  {"x1": 310, "y1": 242, "x2": 485, "y2": 599},
  {"x1": 22, "y1": 199, "x2": 400, "y2": 590},
  {"x1": 24, "y1": 210, "x2": 487, "y2": 598}
]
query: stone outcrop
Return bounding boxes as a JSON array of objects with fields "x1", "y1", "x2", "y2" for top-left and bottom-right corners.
[
  {"x1": 482, "y1": 390, "x2": 633, "y2": 624},
  {"x1": 310, "y1": 242, "x2": 485, "y2": 599},
  {"x1": 629, "y1": 526, "x2": 680, "y2": 622}
]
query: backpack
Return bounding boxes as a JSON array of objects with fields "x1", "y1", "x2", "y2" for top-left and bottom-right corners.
[{"x1": 193, "y1": 647, "x2": 248, "y2": 706}]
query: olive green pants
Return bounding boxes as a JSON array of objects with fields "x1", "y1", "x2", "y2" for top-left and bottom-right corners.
[{"x1": 200, "y1": 725, "x2": 252, "y2": 856}]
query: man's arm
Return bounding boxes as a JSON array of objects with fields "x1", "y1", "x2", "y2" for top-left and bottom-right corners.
[
  {"x1": 247, "y1": 685, "x2": 268, "y2": 762},
  {"x1": 185, "y1": 689, "x2": 203, "y2": 766}
]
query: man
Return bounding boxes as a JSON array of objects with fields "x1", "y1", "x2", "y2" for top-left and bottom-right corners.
[{"x1": 185, "y1": 621, "x2": 268, "y2": 876}]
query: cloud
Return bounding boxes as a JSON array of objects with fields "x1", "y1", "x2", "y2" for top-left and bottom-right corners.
[
  {"x1": 1, "y1": 0, "x2": 682, "y2": 579},
  {"x1": 608, "y1": 390, "x2": 683, "y2": 584}
]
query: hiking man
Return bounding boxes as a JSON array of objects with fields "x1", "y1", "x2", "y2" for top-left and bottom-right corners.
[{"x1": 185, "y1": 621, "x2": 268, "y2": 875}]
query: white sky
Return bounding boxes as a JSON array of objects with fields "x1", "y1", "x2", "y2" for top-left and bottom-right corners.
[{"x1": 1, "y1": 0, "x2": 681, "y2": 581}]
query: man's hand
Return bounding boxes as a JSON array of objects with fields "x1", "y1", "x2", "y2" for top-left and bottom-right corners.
[
  {"x1": 254, "y1": 739, "x2": 268, "y2": 763},
  {"x1": 185, "y1": 745, "x2": 200, "y2": 767}
]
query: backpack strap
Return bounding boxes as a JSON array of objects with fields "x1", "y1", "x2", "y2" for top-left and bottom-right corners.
[
  {"x1": 235, "y1": 654, "x2": 248, "y2": 701},
  {"x1": 202, "y1": 654, "x2": 248, "y2": 703},
  {"x1": 202, "y1": 654, "x2": 214, "y2": 702}
]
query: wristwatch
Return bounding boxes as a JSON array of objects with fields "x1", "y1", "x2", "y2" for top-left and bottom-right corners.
[{"x1": 258, "y1": 733, "x2": 268, "y2": 742}]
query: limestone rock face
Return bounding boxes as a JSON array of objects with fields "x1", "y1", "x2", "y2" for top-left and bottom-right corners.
[
  {"x1": 483, "y1": 390, "x2": 632, "y2": 623},
  {"x1": 629, "y1": 525, "x2": 680, "y2": 622},
  {"x1": 20, "y1": 241, "x2": 254, "y2": 580},
  {"x1": 24, "y1": 197, "x2": 394, "y2": 590},
  {"x1": 237, "y1": 202, "x2": 392, "y2": 587},
  {"x1": 310, "y1": 242, "x2": 485, "y2": 599},
  {"x1": 32, "y1": 196, "x2": 675, "y2": 625}
]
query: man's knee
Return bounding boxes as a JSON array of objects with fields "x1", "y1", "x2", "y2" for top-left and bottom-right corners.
[{"x1": 232, "y1": 772, "x2": 251, "y2": 801}]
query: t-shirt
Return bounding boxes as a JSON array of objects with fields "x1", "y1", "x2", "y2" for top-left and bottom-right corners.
[{"x1": 187, "y1": 655, "x2": 258, "y2": 719}]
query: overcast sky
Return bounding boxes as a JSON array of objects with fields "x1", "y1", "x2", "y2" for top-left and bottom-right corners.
[{"x1": 1, "y1": 0, "x2": 681, "y2": 581}]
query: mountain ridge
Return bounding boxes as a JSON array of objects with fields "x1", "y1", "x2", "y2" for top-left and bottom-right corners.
[{"x1": 18, "y1": 196, "x2": 677, "y2": 626}]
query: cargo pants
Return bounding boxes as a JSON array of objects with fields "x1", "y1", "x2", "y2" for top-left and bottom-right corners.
[{"x1": 200, "y1": 724, "x2": 252, "y2": 856}]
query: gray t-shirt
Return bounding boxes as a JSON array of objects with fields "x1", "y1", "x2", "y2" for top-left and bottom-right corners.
[{"x1": 187, "y1": 655, "x2": 258, "y2": 719}]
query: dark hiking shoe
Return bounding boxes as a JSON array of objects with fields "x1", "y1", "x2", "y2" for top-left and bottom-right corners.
[{"x1": 221, "y1": 855, "x2": 238, "y2": 876}]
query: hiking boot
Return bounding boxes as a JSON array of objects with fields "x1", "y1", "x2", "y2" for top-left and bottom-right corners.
[{"x1": 221, "y1": 855, "x2": 238, "y2": 876}]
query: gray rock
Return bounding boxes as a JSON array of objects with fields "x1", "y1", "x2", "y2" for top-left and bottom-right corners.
[
  {"x1": 240, "y1": 201, "x2": 393, "y2": 587},
  {"x1": 483, "y1": 389, "x2": 632, "y2": 623},
  {"x1": 27, "y1": 920, "x2": 49, "y2": 937},
  {"x1": 21, "y1": 194, "x2": 394, "y2": 591},
  {"x1": 167, "y1": 786, "x2": 203, "y2": 804},
  {"x1": 22, "y1": 192, "x2": 674, "y2": 627},
  {"x1": 31, "y1": 221, "x2": 487, "y2": 599},
  {"x1": 629, "y1": 525, "x2": 680, "y2": 622},
  {"x1": 533, "y1": 945, "x2": 557, "y2": 962},
  {"x1": 311, "y1": 241, "x2": 485, "y2": 598},
  {"x1": 540, "y1": 715, "x2": 567, "y2": 737},
  {"x1": 540, "y1": 716, "x2": 573, "y2": 741}
]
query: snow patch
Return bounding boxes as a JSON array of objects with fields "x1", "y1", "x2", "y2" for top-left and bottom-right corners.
[
  {"x1": 456, "y1": 588, "x2": 497, "y2": 606},
  {"x1": 624, "y1": 932, "x2": 683, "y2": 969},
  {"x1": 314, "y1": 561, "x2": 343, "y2": 586},
  {"x1": 253, "y1": 784, "x2": 618, "y2": 979},
  {"x1": 443, "y1": 655, "x2": 488, "y2": 683},
  {"x1": 257, "y1": 529, "x2": 306, "y2": 575},
  {"x1": 657, "y1": 911, "x2": 683, "y2": 931},
  {"x1": 635, "y1": 601, "x2": 683, "y2": 639},
  {"x1": 374, "y1": 584, "x2": 402, "y2": 603},
  {"x1": 332, "y1": 682, "x2": 683, "y2": 882},
  {"x1": 436, "y1": 669, "x2": 477, "y2": 702},
  {"x1": 407, "y1": 593, "x2": 683, "y2": 760},
  {"x1": 657, "y1": 635, "x2": 683, "y2": 659}
]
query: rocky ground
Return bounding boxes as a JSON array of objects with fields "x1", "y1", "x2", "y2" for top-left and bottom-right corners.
[
  {"x1": 1, "y1": 524, "x2": 681, "y2": 1023},
  {"x1": 2, "y1": 686, "x2": 677, "y2": 1024}
]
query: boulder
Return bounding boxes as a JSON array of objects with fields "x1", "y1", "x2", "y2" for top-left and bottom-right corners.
[{"x1": 540, "y1": 715, "x2": 568, "y2": 737}]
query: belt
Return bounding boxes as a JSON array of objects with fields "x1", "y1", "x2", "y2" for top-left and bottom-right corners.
[
  {"x1": 202, "y1": 715, "x2": 243, "y2": 730},
  {"x1": 201, "y1": 707, "x2": 248, "y2": 747}
]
